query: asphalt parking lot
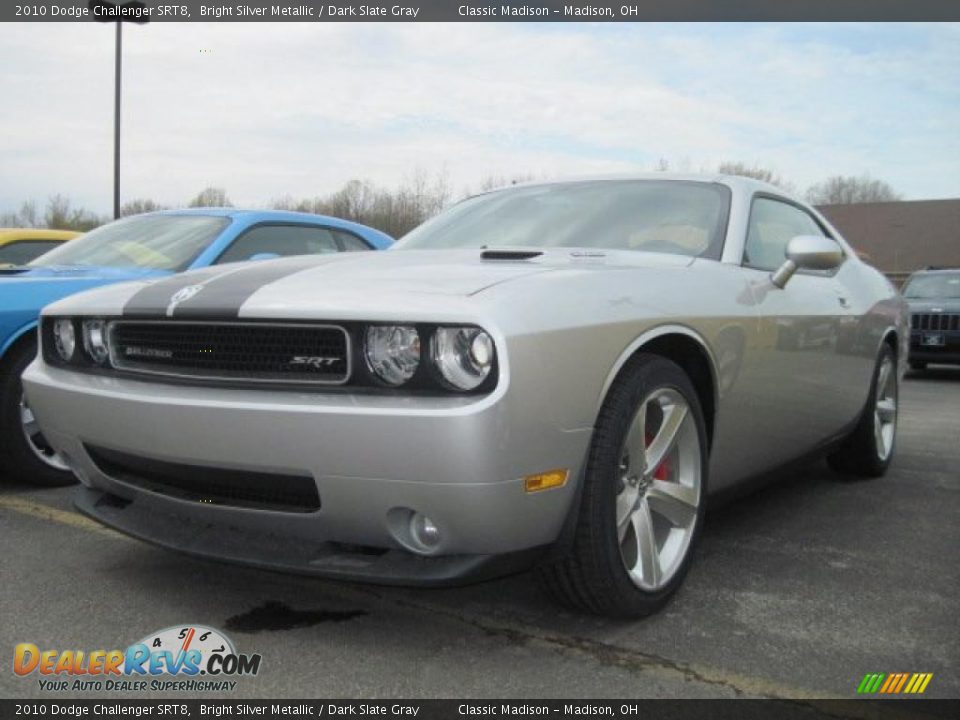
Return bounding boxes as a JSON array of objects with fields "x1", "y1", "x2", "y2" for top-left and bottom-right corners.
[{"x1": 1, "y1": 369, "x2": 957, "y2": 701}]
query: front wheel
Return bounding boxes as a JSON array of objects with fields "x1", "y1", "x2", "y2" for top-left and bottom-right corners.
[
  {"x1": 828, "y1": 343, "x2": 898, "y2": 478},
  {"x1": 0, "y1": 338, "x2": 77, "y2": 487},
  {"x1": 539, "y1": 354, "x2": 708, "y2": 618}
]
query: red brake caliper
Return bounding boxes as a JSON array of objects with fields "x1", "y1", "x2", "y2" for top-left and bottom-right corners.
[{"x1": 645, "y1": 433, "x2": 671, "y2": 481}]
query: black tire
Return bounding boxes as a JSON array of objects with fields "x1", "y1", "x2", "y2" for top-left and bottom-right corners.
[
  {"x1": 909, "y1": 360, "x2": 926, "y2": 372},
  {"x1": 0, "y1": 337, "x2": 77, "y2": 487},
  {"x1": 538, "y1": 354, "x2": 708, "y2": 618},
  {"x1": 828, "y1": 344, "x2": 898, "y2": 478}
]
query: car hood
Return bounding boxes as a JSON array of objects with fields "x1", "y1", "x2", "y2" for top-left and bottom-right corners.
[
  {"x1": 0, "y1": 266, "x2": 172, "y2": 320},
  {"x1": 0, "y1": 265, "x2": 167, "y2": 281},
  {"x1": 905, "y1": 298, "x2": 960, "y2": 313},
  {"x1": 43, "y1": 249, "x2": 694, "y2": 319},
  {"x1": 235, "y1": 248, "x2": 691, "y2": 297}
]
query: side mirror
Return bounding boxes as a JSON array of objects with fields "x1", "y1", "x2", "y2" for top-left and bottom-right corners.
[
  {"x1": 248, "y1": 252, "x2": 281, "y2": 262},
  {"x1": 771, "y1": 235, "x2": 843, "y2": 288}
]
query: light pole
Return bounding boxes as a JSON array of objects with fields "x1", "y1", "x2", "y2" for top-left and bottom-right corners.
[{"x1": 90, "y1": 1, "x2": 149, "y2": 219}]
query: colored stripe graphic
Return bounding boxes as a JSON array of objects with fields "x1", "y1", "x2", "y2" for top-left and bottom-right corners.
[
  {"x1": 857, "y1": 672, "x2": 932, "y2": 694},
  {"x1": 893, "y1": 673, "x2": 909, "y2": 693}
]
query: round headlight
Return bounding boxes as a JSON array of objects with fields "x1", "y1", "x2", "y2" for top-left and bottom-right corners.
[
  {"x1": 365, "y1": 325, "x2": 420, "y2": 386},
  {"x1": 52, "y1": 319, "x2": 76, "y2": 362},
  {"x1": 82, "y1": 319, "x2": 109, "y2": 365},
  {"x1": 432, "y1": 327, "x2": 494, "y2": 391}
]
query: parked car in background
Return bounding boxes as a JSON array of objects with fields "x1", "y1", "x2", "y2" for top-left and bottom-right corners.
[
  {"x1": 0, "y1": 229, "x2": 80, "y2": 267},
  {"x1": 23, "y1": 175, "x2": 905, "y2": 618},
  {"x1": 902, "y1": 267, "x2": 960, "y2": 370},
  {"x1": 1, "y1": 209, "x2": 392, "y2": 487}
]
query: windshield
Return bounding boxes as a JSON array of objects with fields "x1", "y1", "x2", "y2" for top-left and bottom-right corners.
[
  {"x1": 396, "y1": 180, "x2": 730, "y2": 258},
  {"x1": 31, "y1": 215, "x2": 229, "y2": 271},
  {"x1": 903, "y1": 273, "x2": 960, "y2": 299}
]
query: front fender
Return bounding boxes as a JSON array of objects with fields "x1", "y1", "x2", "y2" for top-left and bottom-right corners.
[{"x1": 0, "y1": 320, "x2": 38, "y2": 359}]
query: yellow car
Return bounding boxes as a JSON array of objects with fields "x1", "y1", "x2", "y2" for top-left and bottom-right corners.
[{"x1": 0, "y1": 229, "x2": 80, "y2": 268}]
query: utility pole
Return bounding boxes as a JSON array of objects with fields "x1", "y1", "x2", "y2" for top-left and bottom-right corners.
[
  {"x1": 90, "y1": 1, "x2": 150, "y2": 220},
  {"x1": 114, "y1": 22, "x2": 122, "y2": 219}
]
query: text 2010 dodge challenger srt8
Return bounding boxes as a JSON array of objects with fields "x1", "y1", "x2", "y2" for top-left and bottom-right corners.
[{"x1": 24, "y1": 175, "x2": 906, "y2": 617}]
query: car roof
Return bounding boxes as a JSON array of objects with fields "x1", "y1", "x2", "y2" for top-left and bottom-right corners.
[
  {"x1": 0, "y1": 228, "x2": 81, "y2": 243},
  {"x1": 474, "y1": 172, "x2": 790, "y2": 199},
  {"x1": 152, "y1": 207, "x2": 350, "y2": 223},
  {"x1": 143, "y1": 207, "x2": 391, "y2": 242},
  {"x1": 120, "y1": 208, "x2": 394, "y2": 249}
]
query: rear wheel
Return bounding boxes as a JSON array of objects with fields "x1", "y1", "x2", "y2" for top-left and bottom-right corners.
[
  {"x1": 828, "y1": 344, "x2": 898, "y2": 478},
  {"x1": 539, "y1": 354, "x2": 708, "y2": 618},
  {"x1": 0, "y1": 338, "x2": 76, "y2": 487}
]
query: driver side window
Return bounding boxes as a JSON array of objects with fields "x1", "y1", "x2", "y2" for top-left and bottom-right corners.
[
  {"x1": 744, "y1": 197, "x2": 827, "y2": 271},
  {"x1": 216, "y1": 224, "x2": 339, "y2": 264}
]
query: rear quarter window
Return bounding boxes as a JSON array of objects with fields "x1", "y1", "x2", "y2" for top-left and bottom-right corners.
[{"x1": 0, "y1": 240, "x2": 63, "y2": 265}]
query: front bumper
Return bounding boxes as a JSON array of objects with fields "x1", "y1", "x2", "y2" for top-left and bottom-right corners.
[
  {"x1": 74, "y1": 487, "x2": 548, "y2": 586},
  {"x1": 23, "y1": 362, "x2": 589, "y2": 583},
  {"x1": 908, "y1": 330, "x2": 960, "y2": 365}
]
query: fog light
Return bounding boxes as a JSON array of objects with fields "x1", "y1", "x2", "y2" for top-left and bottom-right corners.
[
  {"x1": 524, "y1": 468, "x2": 569, "y2": 493},
  {"x1": 409, "y1": 513, "x2": 441, "y2": 550},
  {"x1": 82, "y1": 319, "x2": 109, "y2": 365},
  {"x1": 53, "y1": 319, "x2": 76, "y2": 362}
]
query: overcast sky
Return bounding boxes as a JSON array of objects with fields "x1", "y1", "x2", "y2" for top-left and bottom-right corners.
[{"x1": 1, "y1": 22, "x2": 958, "y2": 215}]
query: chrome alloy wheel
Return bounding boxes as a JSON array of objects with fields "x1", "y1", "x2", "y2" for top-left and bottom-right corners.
[
  {"x1": 19, "y1": 392, "x2": 69, "y2": 471},
  {"x1": 616, "y1": 387, "x2": 702, "y2": 592},
  {"x1": 874, "y1": 355, "x2": 897, "y2": 462}
]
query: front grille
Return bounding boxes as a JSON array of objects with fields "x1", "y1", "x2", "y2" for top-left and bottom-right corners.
[
  {"x1": 108, "y1": 321, "x2": 350, "y2": 385},
  {"x1": 911, "y1": 313, "x2": 960, "y2": 332},
  {"x1": 86, "y1": 445, "x2": 320, "y2": 513}
]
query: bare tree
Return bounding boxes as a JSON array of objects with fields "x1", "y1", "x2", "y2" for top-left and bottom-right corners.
[
  {"x1": 717, "y1": 161, "x2": 791, "y2": 189},
  {"x1": 477, "y1": 172, "x2": 538, "y2": 193},
  {"x1": 43, "y1": 195, "x2": 102, "y2": 231},
  {"x1": 665, "y1": 156, "x2": 693, "y2": 173},
  {"x1": 271, "y1": 195, "x2": 299, "y2": 212},
  {"x1": 0, "y1": 200, "x2": 40, "y2": 228},
  {"x1": 806, "y1": 175, "x2": 902, "y2": 205},
  {"x1": 188, "y1": 187, "x2": 232, "y2": 208},
  {"x1": 270, "y1": 171, "x2": 452, "y2": 238},
  {"x1": 2, "y1": 197, "x2": 102, "y2": 231},
  {"x1": 121, "y1": 198, "x2": 167, "y2": 217}
]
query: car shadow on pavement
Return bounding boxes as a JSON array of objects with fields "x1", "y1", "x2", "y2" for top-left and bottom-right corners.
[{"x1": 904, "y1": 365, "x2": 960, "y2": 382}]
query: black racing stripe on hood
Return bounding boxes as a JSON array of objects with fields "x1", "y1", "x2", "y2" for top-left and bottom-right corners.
[
  {"x1": 121, "y1": 267, "x2": 229, "y2": 318},
  {"x1": 124, "y1": 256, "x2": 330, "y2": 319}
]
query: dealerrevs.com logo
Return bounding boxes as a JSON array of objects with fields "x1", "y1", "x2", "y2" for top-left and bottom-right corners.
[{"x1": 14, "y1": 625, "x2": 261, "y2": 693}]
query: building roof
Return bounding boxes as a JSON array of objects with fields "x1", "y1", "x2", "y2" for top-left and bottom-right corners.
[{"x1": 817, "y1": 199, "x2": 960, "y2": 275}]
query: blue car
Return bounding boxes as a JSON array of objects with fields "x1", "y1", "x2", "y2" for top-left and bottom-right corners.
[{"x1": 0, "y1": 208, "x2": 392, "y2": 486}]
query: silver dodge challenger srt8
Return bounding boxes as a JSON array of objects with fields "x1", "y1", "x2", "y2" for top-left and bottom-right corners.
[{"x1": 24, "y1": 175, "x2": 906, "y2": 618}]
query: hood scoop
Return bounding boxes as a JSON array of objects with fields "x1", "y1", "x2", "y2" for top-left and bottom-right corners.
[{"x1": 480, "y1": 249, "x2": 543, "y2": 261}]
